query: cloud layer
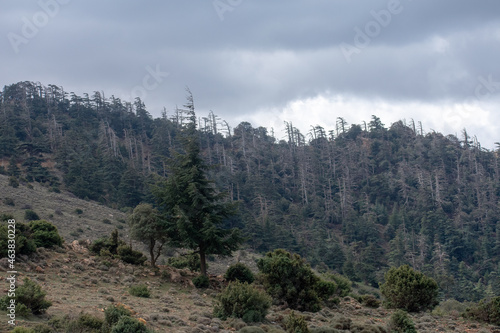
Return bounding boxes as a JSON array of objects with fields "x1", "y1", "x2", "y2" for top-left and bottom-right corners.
[{"x1": 1, "y1": 1, "x2": 499, "y2": 147}]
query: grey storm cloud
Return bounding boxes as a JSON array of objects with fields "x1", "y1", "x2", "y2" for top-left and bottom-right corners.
[{"x1": 1, "y1": 0, "x2": 500, "y2": 145}]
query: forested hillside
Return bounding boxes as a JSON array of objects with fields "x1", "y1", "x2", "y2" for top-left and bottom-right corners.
[{"x1": 1, "y1": 81, "x2": 500, "y2": 302}]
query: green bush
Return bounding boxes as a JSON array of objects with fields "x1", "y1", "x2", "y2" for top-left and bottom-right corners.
[
  {"x1": 111, "y1": 316, "x2": 148, "y2": 333},
  {"x1": 0, "y1": 278, "x2": 52, "y2": 315},
  {"x1": 257, "y1": 249, "x2": 330, "y2": 312},
  {"x1": 168, "y1": 253, "x2": 201, "y2": 271},
  {"x1": 90, "y1": 229, "x2": 125, "y2": 256},
  {"x1": 75, "y1": 208, "x2": 83, "y2": 215},
  {"x1": 29, "y1": 220, "x2": 63, "y2": 248},
  {"x1": 192, "y1": 275, "x2": 210, "y2": 288},
  {"x1": 104, "y1": 304, "x2": 132, "y2": 326},
  {"x1": 225, "y1": 262, "x2": 255, "y2": 284},
  {"x1": 65, "y1": 313, "x2": 105, "y2": 332},
  {"x1": 380, "y1": 265, "x2": 439, "y2": 312},
  {"x1": 0, "y1": 222, "x2": 37, "y2": 258},
  {"x1": 129, "y1": 284, "x2": 150, "y2": 298},
  {"x1": 463, "y1": 296, "x2": 500, "y2": 325},
  {"x1": 314, "y1": 280, "x2": 337, "y2": 301},
  {"x1": 214, "y1": 281, "x2": 272, "y2": 323},
  {"x1": 24, "y1": 209, "x2": 40, "y2": 221},
  {"x1": 388, "y1": 310, "x2": 417, "y2": 333},
  {"x1": 284, "y1": 311, "x2": 310, "y2": 333},
  {"x1": 361, "y1": 294, "x2": 381, "y2": 308},
  {"x1": 117, "y1": 245, "x2": 147, "y2": 265}
]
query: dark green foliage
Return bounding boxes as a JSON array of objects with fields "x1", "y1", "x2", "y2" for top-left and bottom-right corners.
[
  {"x1": 24, "y1": 209, "x2": 40, "y2": 221},
  {"x1": 361, "y1": 294, "x2": 381, "y2": 308},
  {"x1": 284, "y1": 311, "x2": 310, "y2": 333},
  {"x1": 65, "y1": 313, "x2": 105, "y2": 332},
  {"x1": 104, "y1": 304, "x2": 132, "y2": 326},
  {"x1": 153, "y1": 98, "x2": 243, "y2": 276},
  {"x1": 128, "y1": 203, "x2": 167, "y2": 268},
  {"x1": 116, "y1": 245, "x2": 147, "y2": 265},
  {"x1": 214, "y1": 281, "x2": 272, "y2": 323},
  {"x1": 129, "y1": 284, "x2": 150, "y2": 298},
  {"x1": 192, "y1": 275, "x2": 210, "y2": 288},
  {"x1": 28, "y1": 220, "x2": 63, "y2": 248},
  {"x1": 8, "y1": 176, "x2": 19, "y2": 188},
  {"x1": 0, "y1": 278, "x2": 52, "y2": 315},
  {"x1": 314, "y1": 280, "x2": 337, "y2": 301},
  {"x1": 257, "y1": 249, "x2": 331, "y2": 312},
  {"x1": 0, "y1": 222, "x2": 37, "y2": 258},
  {"x1": 463, "y1": 296, "x2": 500, "y2": 325},
  {"x1": 388, "y1": 310, "x2": 417, "y2": 333},
  {"x1": 225, "y1": 262, "x2": 255, "y2": 284},
  {"x1": 167, "y1": 252, "x2": 201, "y2": 271},
  {"x1": 381, "y1": 265, "x2": 439, "y2": 312},
  {"x1": 325, "y1": 274, "x2": 352, "y2": 297},
  {"x1": 75, "y1": 208, "x2": 83, "y2": 215},
  {"x1": 90, "y1": 229, "x2": 129, "y2": 262},
  {"x1": 111, "y1": 316, "x2": 148, "y2": 333}
]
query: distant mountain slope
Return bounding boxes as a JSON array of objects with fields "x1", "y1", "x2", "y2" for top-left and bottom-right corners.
[
  {"x1": 1, "y1": 81, "x2": 500, "y2": 301},
  {"x1": 0, "y1": 174, "x2": 126, "y2": 243}
]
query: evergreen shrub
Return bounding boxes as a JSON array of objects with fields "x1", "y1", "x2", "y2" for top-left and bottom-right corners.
[
  {"x1": 257, "y1": 249, "x2": 334, "y2": 312},
  {"x1": 167, "y1": 253, "x2": 201, "y2": 271},
  {"x1": 104, "y1": 304, "x2": 132, "y2": 326},
  {"x1": 380, "y1": 265, "x2": 439, "y2": 312},
  {"x1": 192, "y1": 275, "x2": 210, "y2": 289},
  {"x1": 0, "y1": 278, "x2": 52, "y2": 315},
  {"x1": 117, "y1": 245, "x2": 147, "y2": 265},
  {"x1": 24, "y1": 209, "x2": 40, "y2": 221},
  {"x1": 111, "y1": 316, "x2": 149, "y2": 333},
  {"x1": 284, "y1": 311, "x2": 309, "y2": 333},
  {"x1": 214, "y1": 281, "x2": 272, "y2": 323},
  {"x1": 463, "y1": 296, "x2": 500, "y2": 325},
  {"x1": 129, "y1": 284, "x2": 150, "y2": 298},
  {"x1": 225, "y1": 262, "x2": 255, "y2": 284},
  {"x1": 29, "y1": 220, "x2": 63, "y2": 248},
  {"x1": 388, "y1": 309, "x2": 417, "y2": 333}
]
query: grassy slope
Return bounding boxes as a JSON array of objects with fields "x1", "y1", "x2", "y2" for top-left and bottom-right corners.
[{"x1": 0, "y1": 175, "x2": 497, "y2": 332}]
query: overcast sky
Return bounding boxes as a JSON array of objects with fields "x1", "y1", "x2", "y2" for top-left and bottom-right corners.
[{"x1": 2, "y1": 1, "x2": 500, "y2": 148}]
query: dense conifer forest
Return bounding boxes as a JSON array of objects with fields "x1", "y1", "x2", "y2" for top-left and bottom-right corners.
[{"x1": 2, "y1": 81, "x2": 500, "y2": 302}]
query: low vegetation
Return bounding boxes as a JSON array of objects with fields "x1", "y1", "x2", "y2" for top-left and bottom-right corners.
[
  {"x1": 0, "y1": 278, "x2": 52, "y2": 316},
  {"x1": 225, "y1": 262, "x2": 255, "y2": 284},
  {"x1": 257, "y1": 249, "x2": 337, "y2": 312},
  {"x1": 214, "y1": 281, "x2": 272, "y2": 323},
  {"x1": 380, "y1": 265, "x2": 439, "y2": 312},
  {"x1": 463, "y1": 296, "x2": 500, "y2": 325}
]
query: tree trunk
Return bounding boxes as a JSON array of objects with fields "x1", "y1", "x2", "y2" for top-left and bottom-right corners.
[
  {"x1": 149, "y1": 238, "x2": 156, "y2": 268},
  {"x1": 199, "y1": 249, "x2": 207, "y2": 276}
]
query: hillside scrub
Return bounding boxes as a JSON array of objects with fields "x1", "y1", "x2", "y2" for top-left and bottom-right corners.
[
  {"x1": 257, "y1": 249, "x2": 337, "y2": 312},
  {"x1": 214, "y1": 281, "x2": 272, "y2": 323},
  {"x1": 381, "y1": 265, "x2": 439, "y2": 312}
]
